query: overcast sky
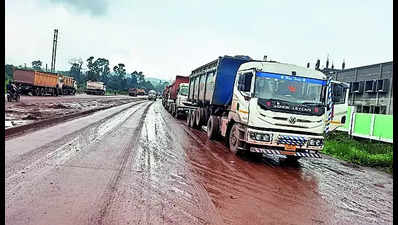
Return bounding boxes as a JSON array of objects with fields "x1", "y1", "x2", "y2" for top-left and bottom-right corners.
[{"x1": 5, "y1": 0, "x2": 393, "y2": 80}]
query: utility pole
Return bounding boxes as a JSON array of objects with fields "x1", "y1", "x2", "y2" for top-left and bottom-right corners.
[{"x1": 51, "y1": 29, "x2": 58, "y2": 72}]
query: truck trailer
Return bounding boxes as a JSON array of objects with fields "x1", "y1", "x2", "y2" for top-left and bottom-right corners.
[
  {"x1": 86, "y1": 81, "x2": 106, "y2": 95},
  {"x1": 13, "y1": 69, "x2": 63, "y2": 96},
  {"x1": 185, "y1": 55, "x2": 341, "y2": 161}
]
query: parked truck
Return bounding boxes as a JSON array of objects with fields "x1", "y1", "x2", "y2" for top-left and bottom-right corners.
[
  {"x1": 13, "y1": 69, "x2": 63, "y2": 96},
  {"x1": 162, "y1": 85, "x2": 171, "y2": 108},
  {"x1": 61, "y1": 75, "x2": 77, "y2": 95},
  {"x1": 165, "y1": 76, "x2": 197, "y2": 118},
  {"x1": 185, "y1": 55, "x2": 340, "y2": 161},
  {"x1": 86, "y1": 81, "x2": 106, "y2": 95},
  {"x1": 147, "y1": 90, "x2": 157, "y2": 101},
  {"x1": 167, "y1": 83, "x2": 197, "y2": 119},
  {"x1": 128, "y1": 88, "x2": 146, "y2": 96}
]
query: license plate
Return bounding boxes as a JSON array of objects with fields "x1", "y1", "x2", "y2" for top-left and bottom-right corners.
[
  {"x1": 284, "y1": 145, "x2": 296, "y2": 151},
  {"x1": 281, "y1": 151, "x2": 296, "y2": 155}
]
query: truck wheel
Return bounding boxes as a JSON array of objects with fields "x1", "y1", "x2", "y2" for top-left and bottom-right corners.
[
  {"x1": 207, "y1": 115, "x2": 219, "y2": 140},
  {"x1": 170, "y1": 104, "x2": 174, "y2": 114},
  {"x1": 195, "y1": 109, "x2": 203, "y2": 127},
  {"x1": 189, "y1": 111, "x2": 196, "y2": 128},
  {"x1": 186, "y1": 110, "x2": 191, "y2": 126},
  {"x1": 228, "y1": 123, "x2": 240, "y2": 155},
  {"x1": 174, "y1": 107, "x2": 179, "y2": 119},
  {"x1": 171, "y1": 104, "x2": 176, "y2": 117}
]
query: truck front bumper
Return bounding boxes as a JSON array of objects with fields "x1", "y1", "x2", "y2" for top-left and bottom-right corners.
[
  {"x1": 249, "y1": 147, "x2": 322, "y2": 158},
  {"x1": 243, "y1": 128, "x2": 324, "y2": 158}
]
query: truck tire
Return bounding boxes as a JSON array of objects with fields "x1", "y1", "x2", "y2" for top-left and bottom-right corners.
[
  {"x1": 186, "y1": 110, "x2": 191, "y2": 126},
  {"x1": 195, "y1": 108, "x2": 204, "y2": 127},
  {"x1": 207, "y1": 115, "x2": 219, "y2": 140},
  {"x1": 228, "y1": 123, "x2": 240, "y2": 155},
  {"x1": 189, "y1": 110, "x2": 196, "y2": 128},
  {"x1": 174, "y1": 107, "x2": 179, "y2": 119},
  {"x1": 171, "y1": 104, "x2": 176, "y2": 117}
]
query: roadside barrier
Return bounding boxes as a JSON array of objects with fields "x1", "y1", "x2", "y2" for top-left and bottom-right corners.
[{"x1": 337, "y1": 106, "x2": 393, "y2": 143}]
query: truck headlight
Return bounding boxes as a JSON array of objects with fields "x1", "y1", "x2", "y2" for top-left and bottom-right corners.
[
  {"x1": 308, "y1": 138, "x2": 323, "y2": 146},
  {"x1": 249, "y1": 132, "x2": 271, "y2": 142}
]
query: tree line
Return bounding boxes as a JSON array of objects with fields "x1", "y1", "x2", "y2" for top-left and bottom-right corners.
[{"x1": 5, "y1": 57, "x2": 170, "y2": 94}]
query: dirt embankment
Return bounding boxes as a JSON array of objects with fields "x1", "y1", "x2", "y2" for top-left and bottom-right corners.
[{"x1": 5, "y1": 95, "x2": 144, "y2": 129}]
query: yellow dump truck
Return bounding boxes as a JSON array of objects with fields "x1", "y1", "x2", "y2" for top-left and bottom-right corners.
[
  {"x1": 13, "y1": 69, "x2": 77, "y2": 96},
  {"x1": 13, "y1": 69, "x2": 62, "y2": 96}
]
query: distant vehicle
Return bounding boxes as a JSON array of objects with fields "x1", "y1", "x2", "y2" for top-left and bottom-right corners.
[
  {"x1": 183, "y1": 55, "x2": 347, "y2": 161},
  {"x1": 147, "y1": 90, "x2": 157, "y2": 101},
  {"x1": 13, "y1": 69, "x2": 63, "y2": 96},
  {"x1": 128, "y1": 88, "x2": 145, "y2": 96},
  {"x1": 162, "y1": 85, "x2": 171, "y2": 108},
  {"x1": 163, "y1": 76, "x2": 194, "y2": 118},
  {"x1": 60, "y1": 75, "x2": 76, "y2": 95},
  {"x1": 13, "y1": 69, "x2": 77, "y2": 96},
  {"x1": 166, "y1": 81, "x2": 196, "y2": 119},
  {"x1": 86, "y1": 81, "x2": 106, "y2": 95}
]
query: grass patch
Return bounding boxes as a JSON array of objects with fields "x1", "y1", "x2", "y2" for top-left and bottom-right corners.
[{"x1": 323, "y1": 131, "x2": 393, "y2": 174}]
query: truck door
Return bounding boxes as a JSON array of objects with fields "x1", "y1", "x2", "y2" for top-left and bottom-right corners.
[
  {"x1": 329, "y1": 81, "x2": 349, "y2": 130},
  {"x1": 232, "y1": 71, "x2": 254, "y2": 123}
]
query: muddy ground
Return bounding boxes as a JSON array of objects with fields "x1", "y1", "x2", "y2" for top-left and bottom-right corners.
[
  {"x1": 5, "y1": 100, "x2": 393, "y2": 225},
  {"x1": 5, "y1": 94, "x2": 143, "y2": 129}
]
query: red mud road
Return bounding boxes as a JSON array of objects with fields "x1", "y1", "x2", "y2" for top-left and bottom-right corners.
[{"x1": 5, "y1": 100, "x2": 393, "y2": 225}]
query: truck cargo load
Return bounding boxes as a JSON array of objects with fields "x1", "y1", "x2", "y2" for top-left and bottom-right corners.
[{"x1": 188, "y1": 56, "x2": 251, "y2": 106}]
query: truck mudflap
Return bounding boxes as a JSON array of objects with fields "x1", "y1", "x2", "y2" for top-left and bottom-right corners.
[{"x1": 249, "y1": 147, "x2": 322, "y2": 158}]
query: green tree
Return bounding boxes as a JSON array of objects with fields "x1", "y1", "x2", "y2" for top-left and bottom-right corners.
[
  {"x1": 113, "y1": 63, "x2": 127, "y2": 90},
  {"x1": 68, "y1": 58, "x2": 83, "y2": 84},
  {"x1": 32, "y1": 60, "x2": 42, "y2": 70},
  {"x1": 96, "y1": 58, "x2": 110, "y2": 84}
]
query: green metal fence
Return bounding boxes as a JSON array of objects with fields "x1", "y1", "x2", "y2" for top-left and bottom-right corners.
[{"x1": 339, "y1": 106, "x2": 393, "y2": 143}]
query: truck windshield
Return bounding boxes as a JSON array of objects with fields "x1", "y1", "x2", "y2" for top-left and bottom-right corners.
[
  {"x1": 254, "y1": 72, "x2": 326, "y2": 105},
  {"x1": 179, "y1": 86, "x2": 188, "y2": 96}
]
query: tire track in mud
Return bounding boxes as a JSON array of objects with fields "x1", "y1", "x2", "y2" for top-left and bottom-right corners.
[
  {"x1": 5, "y1": 101, "x2": 147, "y2": 198},
  {"x1": 6, "y1": 100, "x2": 146, "y2": 179},
  {"x1": 162, "y1": 107, "x2": 392, "y2": 224},
  {"x1": 100, "y1": 102, "x2": 224, "y2": 225},
  {"x1": 159, "y1": 107, "x2": 337, "y2": 225},
  {"x1": 89, "y1": 102, "x2": 153, "y2": 225}
]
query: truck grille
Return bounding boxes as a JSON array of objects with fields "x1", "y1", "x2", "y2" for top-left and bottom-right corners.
[{"x1": 277, "y1": 135, "x2": 307, "y2": 146}]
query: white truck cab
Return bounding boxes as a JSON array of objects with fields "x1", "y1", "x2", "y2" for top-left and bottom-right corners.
[
  {"x1": 170, "y1": 83, "x2": 196, "y2": 118},
  {"x1": 223, "y1": 61, "x2": 330, "y2": 158}
]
